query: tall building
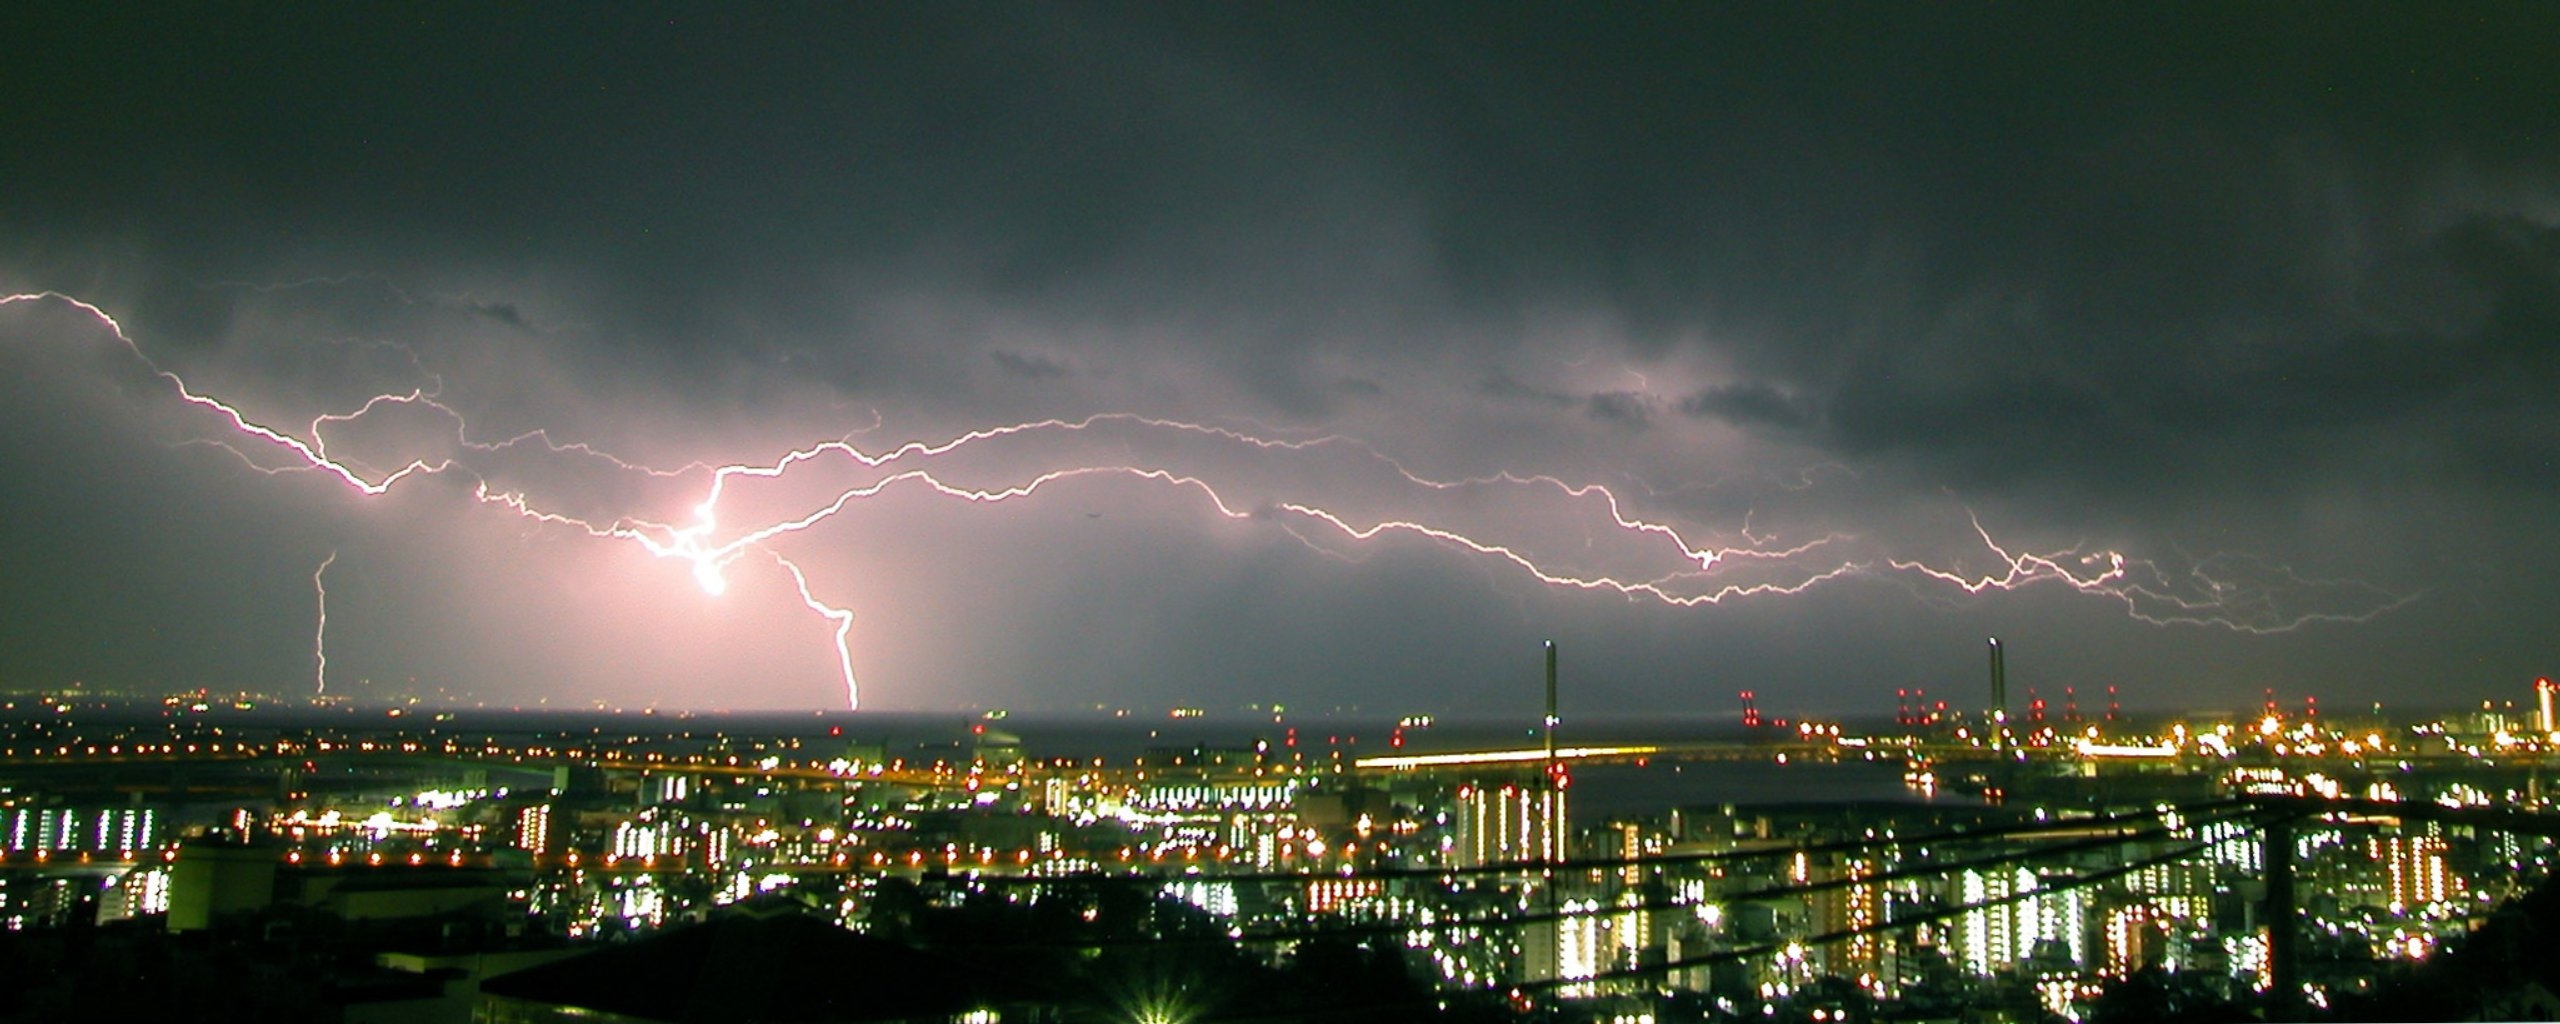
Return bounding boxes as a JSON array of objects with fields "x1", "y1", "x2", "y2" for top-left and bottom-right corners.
[
  {"x1": 1954, "y1": 866, "x2": 2079, "y2": 977},
  {"x1": 2373, "y1": 835, "x2": 2460, "y2": 911},
  {"x1": 1553, "y1": 897, "x2": 1603, "y2": 995},
  {"x1": 516, "y1": 804, "x2": 554, "y2": 855},
  {"x1": 1811, "y1": 856, "x2": 1883, "y2": 979},
  {"x1": 1452, "y1": 779, "x2": 1567, "y2": 867},
  {"x1": 2102, "y1": 903, "x2": 2167, "y2": 978},
  {"x1": 1988, "y1": 637, "x2": 2009, "y2": 732}
]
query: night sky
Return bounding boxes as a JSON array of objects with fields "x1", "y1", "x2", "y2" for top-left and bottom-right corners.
[{"x1": 3, "y1": 4, "x2": 2553, "y2": 716}]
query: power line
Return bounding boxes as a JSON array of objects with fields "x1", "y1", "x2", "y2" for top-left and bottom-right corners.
[
  {"x1": 959, "y1": 796, "x2": 2250, "y2": 890},
  {"x1": 931, "y1": 800, "x2": 2267, "y2": 955},
  {"x1": 1507, "y1": 837, "x2": 2220, "y2": 994},
  {"x1": 1217, "y1": 803, "x2": 2270, "y2": 951}
]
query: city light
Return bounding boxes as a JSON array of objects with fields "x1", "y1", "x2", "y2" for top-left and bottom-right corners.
[{"x1": 3, "y1": 680, "x2": 2556, "y2": 1019}]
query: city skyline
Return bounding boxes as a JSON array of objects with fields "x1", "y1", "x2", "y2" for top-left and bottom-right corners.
[
  {"x1": 3, "y1": 688, "x2": 2555, "y2": 1021},
  {"x1": 3, "y1": 5, "x2": 2555, "y2": 713}
]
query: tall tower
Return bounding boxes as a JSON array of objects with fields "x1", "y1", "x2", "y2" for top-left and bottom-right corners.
[
  {"x1": 1987, "y1": 638, "x2": 2008, "y2": 726},
  {"x1": 2538, "y1": 678, "x2": 2556, "y2": 736},
  {"x1": 1536, "y1": 640, "x2": 1567, "y2": 985},
  {"x1": 1545, "y1": 639, "x2": 1559, "y2": 765},
  {"x1": 1542, "y1": 639, "x2": 1563, "y2": 863}
]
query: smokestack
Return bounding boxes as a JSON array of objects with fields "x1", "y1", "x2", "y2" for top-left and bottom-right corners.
[{"x1": 1988, "y1": 637, "x2": 2007, "y2": 724}]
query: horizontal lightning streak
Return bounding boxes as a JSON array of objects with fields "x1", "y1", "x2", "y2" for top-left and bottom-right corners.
[{"x1": 3, "y1": 290, "x2": 2416, "y2": 708}]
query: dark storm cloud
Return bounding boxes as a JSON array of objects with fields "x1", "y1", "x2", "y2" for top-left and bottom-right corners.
[
  {"x1": 1476, "y1": 372, "x2": 1575, "y2": 409},
  {"x1": 1680, "y1": 384, "x2": 1817, "y2": 432},
  {"x1": 468, "y1": 300, "x2": 529, "y2": 331},
  {"x1": 1583, "y1": 391, "x2": 1656, "y2": 431},
  {"x1": 1822, "y1": 204, "x2": 2560, "y2": 503},
  {"x1": 990, "y1": 350, "x2": 1075, "y2": 382},
  {"x1": 3, "y1": 2, "x2": 2556, "y2": 711}
]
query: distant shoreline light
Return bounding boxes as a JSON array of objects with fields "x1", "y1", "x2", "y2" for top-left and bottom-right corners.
[{"x1": 1354, "y1": 745, "x2": 1662, "y2": 770}]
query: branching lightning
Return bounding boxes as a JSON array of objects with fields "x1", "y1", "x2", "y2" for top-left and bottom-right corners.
[{"x1": 2, "y1": 290, "x2": 2417, "y2": 708}]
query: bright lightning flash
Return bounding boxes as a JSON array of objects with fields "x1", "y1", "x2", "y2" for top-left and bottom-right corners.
[
  {"x1": 313, "y1": 550, "x2": 337, "y2": 695},
  {"x1": 1, "y1": 291, "x2": 2414, "y2": 709}
]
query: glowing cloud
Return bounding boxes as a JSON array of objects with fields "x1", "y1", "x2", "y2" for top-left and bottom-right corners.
[{"x1": 0, "y1": 291, "x2": 2414, "y2": 709}]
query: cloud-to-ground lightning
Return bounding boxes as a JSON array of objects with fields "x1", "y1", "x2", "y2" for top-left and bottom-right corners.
[
  {"x1": 2, "y1": 291, "x2": 2417, "y2": 708},
  {"x1": 313, "y1": 550, "x2": 337, "y2": 695}
]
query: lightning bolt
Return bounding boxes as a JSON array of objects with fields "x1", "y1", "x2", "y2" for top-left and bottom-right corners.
[
  {"x1": 776, "y1": 553, "x2": 858, "y2": 708},
  {"x1": 1887, "y1": 513, "x2": 2421, "y2": 635},
  {"x1": 313, "y1": 551, "x2": 337, "y2": 695},
  {"x1": 3, "y1": 290, "x2": 2417, "y2": 709}
]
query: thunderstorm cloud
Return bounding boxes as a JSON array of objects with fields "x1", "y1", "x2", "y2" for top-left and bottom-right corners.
[{"x1": 1, "y1": 4, "x2": 2553, "y2": 715}]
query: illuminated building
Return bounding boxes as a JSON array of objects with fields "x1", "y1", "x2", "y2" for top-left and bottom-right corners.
[
  {"x1": 1844, "y1": 876, "x2": 1881, "y2": 977},
  {"x1": 1554, "y1": 897, "x2": 1604, "y2": 995},
  {"x1": 2204, "y1": 819, "x2": 2264, "y2": 872},
  {"x1": 99, "y1": 866, "x2": 172, "y2": 923},
  {"x1": 1613, "y1": 821, "x2": 1649, "y2": 887},
  {"x1": 2373, "y1": 835, "x2": 2460, "y2": 911},
  {"x1": 1452, "y1": 779, "x2": 1566, "y2": 868},
  {"x1": 1304, "y1": 877, "x2": 1385, "y2": 915},
  {"x1": 2102, "y1": 903, "x2": 2164, "y2": 978},
  {"x1": 1954, "y1": 866, "x2": 2075, "y2": 977},
  {"x1": 2, "y1": 806, "x2": 157, "y2": 855},
  {"x1": 1956, "y1": 869, "x2": 2015, "y2": 976},
  {"x1": 2539, "y1": 678, "x2": 2557, "y2": 736},
  {"x1": 2123, "y1": 860, "x2": 2214, "y2": 923},
  {"x1": 612, "y1": 821, "x2": 665, "y2": 860},
  {"x1": 610, "y1": 809, "x2": 699, "y2": 860},
  {"x1": 1131, "y1": 778, "x2": 1297, "y2": 812},
  {"x1": 1810, "y1": 857, "x2": 1881, "y2": 978},
  {"x1": 515, "y1": 804, "x2": 553, "y2": 855},
  {"x1": 2026, "y1": 874, "x2": 2088, "y2": 969},
  {"x1": 1168, "y1": 878, "x2": 1239, "y2": 917}
]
